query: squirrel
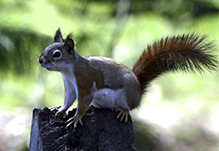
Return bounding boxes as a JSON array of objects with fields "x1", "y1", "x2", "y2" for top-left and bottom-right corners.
[{"x1": 39, "y1": 29, "x2": 218, "y2": 128}]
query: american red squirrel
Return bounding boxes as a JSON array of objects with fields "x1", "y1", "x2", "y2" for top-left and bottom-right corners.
[{"x1": 39, "y1": 29, "x2": 218, "y2": 127}]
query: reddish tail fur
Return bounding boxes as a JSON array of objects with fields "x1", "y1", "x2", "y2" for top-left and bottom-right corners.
[{"x1": 132, "y1": 34, "x2": 218, "y2": 94}]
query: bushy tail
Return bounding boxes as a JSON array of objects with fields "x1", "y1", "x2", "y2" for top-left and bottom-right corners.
[{"x1": 132, "y1": 34, "x2": 218, "y2": 94}]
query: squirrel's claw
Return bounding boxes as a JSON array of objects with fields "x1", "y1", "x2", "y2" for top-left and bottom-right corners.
[
  {"x1": 50, "y1": 106, "x2": 67, "y2": 117},
  {"x1": 50, "y1": 106, "x2": 61, "y2": 113},
  {"x1": 66, "y1": 114, "x2": 83, "y2": 128},
  {"x1": 50, "y1": 106, "x2": 68, "y2": 118},
  {"x1": 117, "y1": 110, "x2": 130, "y2": 122}
]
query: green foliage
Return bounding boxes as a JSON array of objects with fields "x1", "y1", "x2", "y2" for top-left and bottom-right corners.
[{"x1": 0, "y1": 28, "x2": 51, "y2": 75}]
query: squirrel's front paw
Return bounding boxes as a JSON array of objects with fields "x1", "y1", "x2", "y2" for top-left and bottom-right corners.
[
  {"x1": 66, "y1": 114, "x2": 83, "y2": 128},
  {"x1": 50, "y1": 106, "x2": 67, "y2": 117},
  {"x1": 50, "y1": 106, "x2": 61, "y2": 114}
]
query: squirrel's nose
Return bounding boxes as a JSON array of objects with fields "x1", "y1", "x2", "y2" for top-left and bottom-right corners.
[{"x1": 39, "y1": 57, "x2": 44, "y2": 64}]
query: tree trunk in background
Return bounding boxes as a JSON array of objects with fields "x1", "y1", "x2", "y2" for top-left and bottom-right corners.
[{"x1": 30, "y1": 107, "x2": 136, "y2": 151}]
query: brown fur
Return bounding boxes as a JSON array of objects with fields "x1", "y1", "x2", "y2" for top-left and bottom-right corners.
[{"x1": 132, "y1": 34, "x2": 218, "y2": 93}]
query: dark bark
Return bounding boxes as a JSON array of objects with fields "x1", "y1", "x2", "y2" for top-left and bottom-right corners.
[{"x1": 30, "y1": 106, "x2": 136, "y2": 151}]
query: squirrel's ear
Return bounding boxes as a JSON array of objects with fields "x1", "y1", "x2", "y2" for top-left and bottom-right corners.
[
  {"x1": 54, "y1": 28, "x2": 64, "y2": 43},
  {"x1": 64, "y1": 34, "x2": 75, "y2": 55}
]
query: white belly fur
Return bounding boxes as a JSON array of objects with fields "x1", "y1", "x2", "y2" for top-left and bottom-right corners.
[{"x1": 91, "y1": 88, "x2": 130, "y2": 110}]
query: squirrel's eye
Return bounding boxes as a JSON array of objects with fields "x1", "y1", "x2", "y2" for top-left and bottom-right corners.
[{"x1": 52, "y1": 50, "x2": 62, "y2": 59}]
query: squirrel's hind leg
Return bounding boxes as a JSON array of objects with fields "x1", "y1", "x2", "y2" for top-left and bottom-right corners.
[
  {"x1": 91, "y1": 87, "x2": 131, "y2": 122},
  {"x1": 91, "y1": 88, "x2": 129, "y2": 109}
]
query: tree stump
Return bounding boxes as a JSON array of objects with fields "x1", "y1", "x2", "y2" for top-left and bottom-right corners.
[{"x1": 29, "y1": 106, "x2": 136, "y2": 151}]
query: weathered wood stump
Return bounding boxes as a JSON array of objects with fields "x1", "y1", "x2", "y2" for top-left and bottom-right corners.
[{"x1": 30, "y1": 106, "x2": 136, "y2": 151}]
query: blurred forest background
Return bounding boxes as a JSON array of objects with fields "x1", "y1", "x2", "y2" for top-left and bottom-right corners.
[{"x1": 0, "y1": 0, "x2": 219, "y2": 151}]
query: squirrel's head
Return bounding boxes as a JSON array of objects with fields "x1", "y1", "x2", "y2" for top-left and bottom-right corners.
[{"x1": 39, "y1": 28, "x2": 77, "y2": 72}]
